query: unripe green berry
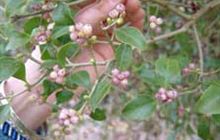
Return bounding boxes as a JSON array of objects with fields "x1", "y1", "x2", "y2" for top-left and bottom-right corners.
[{"x1": 116, "y1": 17, "x2": 124, "y2": 25}]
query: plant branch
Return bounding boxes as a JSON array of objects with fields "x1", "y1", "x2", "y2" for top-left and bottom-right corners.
[
  {"x1": 150, "y1": 0, "x2": 191, "y2": 20},
  {"x1": 145, "y1": 0, "x2": 220, "y2": 45},
  {"x1": 11, "y1": 0, "x2": 88, "y2": 22},
  {"x1": 66, "y1": 59, "x2": 113, "y2": 68},
  {"x1": 0, "y1": 73, "x2": 47, "y2": 101},
  {"x1": 11, "y1": 9, "x2": 53, "y2": 22},
  {"x1": 193, "y1": 25, "x2": 204, "y2": 81}
]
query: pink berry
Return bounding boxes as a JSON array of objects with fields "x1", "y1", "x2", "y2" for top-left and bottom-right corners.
[
  {"x1": 112, "y1": 77, "x2": 120, "y2": 85},
  {"x1": 82, "y1": 24, "x2": 93, "y2": 36},
  {"x1": 109, "y1": 9, "x2": 120, "y2": 18},
  {"x1": 166, "y1": 98, "x2": 173, "y2": 103},
  {"x1": 189, "y1": 63, "x2": 196, "y2": 69},
  {"x1": 42, "y1": 12, "x2": 50, "y2": 20},
  {"x1": 159, "y1": 88, "x2": 166, "y2": 94},
  {"x1": 70, "y1": 116, "x2": 79, "y2": 124},
  {"x1": 53, "y1": 65, "x2": 60, "y2": 72},
  {"x1": 58, "y1": 69, "x2": 66, "y2": 77},
  {"x1": 75, "y1": 23, "x2": 84, "y2": 31},
  {"x1": 182, "y1": 68, "x2": 190, "y2": 75},
  {"x1": 156, "y1": 18, "x2": 163, "y2": 25},
  {"x1": 64, "y1": 119, "x2": 70, "y2": 126},
  {"x1": 121, "y1": 79, "x2": 128, "y2": 87},
  {"x1": 69, "y1": 25, "x2": 75, "y2": 32},
  {"x1": 166, "y1": 90, "x2": 174, "y2": 98},
  {"x1": 117, "y1": 73, "x2": 125, "y2": 80},
  {"x1": 149, "y1": 16, "x2": 157, "y2": 23},
  {"x1": 76, "y1": 38, "x2": 86, "y2": 45},
  {"x1": 172, "y1": 90, "x2": 178, "y2": 98},
  {"x1": 54, "y1": 131, "x2": 61, "y2": 137},
  {"x1": 160, "y1": 93, "x2": 167, "y2": 101},
  {"x1": 111, "y1": 68, "x2": 120, "y2": 76},
  {"x1": 58, "y1": 119, "x2": 64, "y2": 125},
  {"x1": 70, "y1": 32, "x2": 78, "y2": 41},
  {"x1": 50, "y1": 71, "x2": 58, "y2": 79},
  {"x1": 155, "y1": 27, "x2": 162, "y2": 34},
  {"x1": 122, "y1": 71, "x2": 130, "y2": 78},
  {"x1": 59, "y1": 112, "x2": 67, "y2": 119},
  {"x1": 150, "y1": 22, "x2": 157, "y2": 29},
  {"x1": 56, "y1": 77, "x2": 64, "y2": 84},
  {"x1": 116, "y1": 3, "x2": 125, "y2": 12},
  {"x1": 178, "y1": 105, "x2": 185, "y2": 117}
]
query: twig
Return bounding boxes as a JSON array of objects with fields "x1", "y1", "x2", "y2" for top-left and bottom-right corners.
[
  {"x1": 78, "y1": 79, "x2": 99, "y2": 114},
  {"x1": 193, "y1": 25, "x2": 204, "y2": 81},
  {"x1": 146, "y1": 26, "x2": 188, "y2": 44},
  {"x1": 150, "y1": 0, "x2": 191, "y2": 20},
  {"x1": 11, "y1": 0, "x2": 88, "y2": 22},
  {"x1": 0, "y1": 73, "x2": 47, "y2": 101},
  {"x1": 203, "y1": 69, "x2": 220, "y2": 76},
  {"x1": 67, "y1": 0, "x2": 89, "y2": 6},
  {"x1": 11, "y1": 9, "x2": 53, "y2": 22},
  {"x1": 26, "y1": 55, "x2": 42, "y2": 65},
  {"x1": 145, "y1": 0, "x2": 220, "y2": 45},
  {"x1": 66, "y1": 59, "x2": 113, "y2": 68}
]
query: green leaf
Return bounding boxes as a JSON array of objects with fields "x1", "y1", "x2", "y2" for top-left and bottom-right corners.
[
  {"x1": 155, "y1": 57, "x2": 181, "y2": 84},
  {"x1": 115, "y1": 26, "x2": 147, "y2": 50},
  {"x1": 115, "y1": 44, "x2": 133, "y2": 70},
  {"x1": 56, "y1": 90, "x2": 74, "y2": 104},
  {"x1": 0, "y1": 104, "x2": 11, "y2": 124},
  {"x1": 57, "y1": 42, "x2": 79, "y2": 66},
  {"x1": 6, "y1": 0, "x2": 27, "y2": 16},
  {"x1": 90, "y1": 108, "x2": 106, "y2": 121},
  {"x1": 0, "y1": 57, "x2": 22, "y2": 81},
  {"x1": 90, "y1": 79, "x2": 111, "y2": 110},
  {"x1": 197, "y1": 119, "x2": 212, "y2": 140},
  {"x1": 212, "y1": 114, "x2": 220, "y2": 125},
  {"x1": 195, "y1": 85, "x2": 220, "y2": 115},
  {"x1": 24, "y1": 17, "x2": 47, "y2": 34},
  {"x1": 65, "y1": 71, "x2": 91, "y2": 89},
  {"x1": 122, "y1": 95, "x2": 156, "y2": 120},
  {"x1": 52, "y1": 2, "x2": 73, "y2": 25},
  {"x1": 41, "y1": 60, "x2": 58, "y2": 69},
  {"x1": 52, "y1": 26, "x2": 69, "y2": 39},
  {"x1": 42, "y1": 79, "x2": 62, "y2": 100},
  {"x1": 6, "y1": 32, "x2": 30, "y2": 50},
  {"x1": 40, "y1": 44, "x2": 57, "y2": 60},
  {"x1": 13, "y1": 63, "x2": 26, "y2": 81}
]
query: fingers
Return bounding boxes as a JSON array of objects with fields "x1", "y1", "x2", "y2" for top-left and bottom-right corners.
[
  {"x1": 125, "y1": 0, "x2": 141, "y2": 13},
  {"x1": 75, "y1": 0, "x2": 125, "y2": 35},
  {"x1": 125, "y1": 0, "x2": 145, "y2": 30},
  {"x1": 129, "y1": 9, "x2": 145, "y2": 30},
  {"x1": 25, "y1": 46, "x2": 43, "y2": 85}
]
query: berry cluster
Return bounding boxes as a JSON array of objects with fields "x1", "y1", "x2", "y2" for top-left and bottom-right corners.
[
  {"x1": 182, "y1": 63, "x2": 196, "y2": 76},
  {"x1": 49, "y1": 65, "x2": 66, "y2": 84},
  {"x1": 58, "y1": 109, "x2": 80, "y2": 127},
  {"x1": 107, "y1": 3, "x2": 126, "y2": 26},
  {"x1": 69, "y1": 23, "x2": 96, "y2": 45},
  {"x1": 149, "y1": 16, "x2": 163, "y2": 34},
  {"x1": 34, "y1": 23, "x2": 55, "y2": 45},
  {"x1": 155, "y1": 88, "x2": 178, "y2": 103},
  {"x1": 111, "y1": 68, "x2": 130, "y2": 88}
]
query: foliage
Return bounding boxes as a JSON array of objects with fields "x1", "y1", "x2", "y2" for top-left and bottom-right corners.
[{"x1": 0, "y1": 0, "x2": 220, "y2": 139}]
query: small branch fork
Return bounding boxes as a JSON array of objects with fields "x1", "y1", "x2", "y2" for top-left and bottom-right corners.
[{"x1": 11, "y1": 0, "x2": 88, "y2": 22}]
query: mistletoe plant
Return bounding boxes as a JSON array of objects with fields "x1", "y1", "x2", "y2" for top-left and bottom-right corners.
[{"x1": 0, "y1": 0, "x2": 220, "y2": 139}]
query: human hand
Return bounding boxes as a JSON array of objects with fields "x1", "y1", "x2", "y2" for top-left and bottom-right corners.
[{"x1": 3, "y1": 0, "x2": 145, "y2": 130}]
